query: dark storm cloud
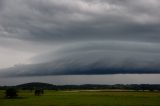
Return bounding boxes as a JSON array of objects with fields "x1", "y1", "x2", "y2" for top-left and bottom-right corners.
[
  {"x1": 1, "y1": 41, "x2": 160, "y2": 77},
  {"x1": 1, "y1": 0, "x2": 160, "y2": 42},
  {"x1": 1, "y1": 0, "x2": 160, "y2": 76}
]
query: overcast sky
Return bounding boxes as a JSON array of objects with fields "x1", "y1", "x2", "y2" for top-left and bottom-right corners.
[{"x1": 1, "y1": 0, "x2": 160, "y2": 77}]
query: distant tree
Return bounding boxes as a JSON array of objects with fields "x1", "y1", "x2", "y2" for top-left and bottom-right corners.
[
  {"x1": 34, "y1": 89, "x2": 44, "y2": 96},
  {"x1": 5, "y1": 88, "x2": 18, "y2": 98}
]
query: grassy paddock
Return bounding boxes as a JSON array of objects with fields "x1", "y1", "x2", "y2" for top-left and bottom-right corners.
[{"x1": 0, "y1": 90, "x2": 160, "y2": 106}]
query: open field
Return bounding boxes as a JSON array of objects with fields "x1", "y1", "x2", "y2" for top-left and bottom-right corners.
[{"x1": 0, "y1": 90, "x2": 160, "y2": 106}]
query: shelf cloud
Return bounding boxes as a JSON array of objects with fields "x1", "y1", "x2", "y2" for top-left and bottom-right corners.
[{"x1": 0, "y1": 0, "x2": 160, "y2": 77}]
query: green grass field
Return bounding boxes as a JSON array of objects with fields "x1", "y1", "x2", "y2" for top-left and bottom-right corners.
[{"x1": 0, "y1": 90, "x2": 160, "y2": 106}]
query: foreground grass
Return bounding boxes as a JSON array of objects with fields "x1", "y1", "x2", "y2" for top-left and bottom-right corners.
[{"x1": 0, "y1": 90, "x2": 160, "y2": 106}]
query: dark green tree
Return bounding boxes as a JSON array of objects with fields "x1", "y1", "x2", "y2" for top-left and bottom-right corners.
[
  {"x1": 34, "y1": 89, "x2": 44, "y2": 96},
  {"x1": 5, "y1": 88, "x2": 18, "y2": 98}
]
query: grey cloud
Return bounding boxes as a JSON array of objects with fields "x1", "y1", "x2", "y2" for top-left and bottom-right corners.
[
  {"x1": 1, "y1": 41, "x2": 160, "y2": 77},
  {"x1": 0, "y1": 0, "x2": 160, "y2": 76},
  {"x1": 0, "y1": 0, "x2": 160, "y2": 42},
  {"x1": 0, "y1": 0, "x2": 4, "y2": 10}
]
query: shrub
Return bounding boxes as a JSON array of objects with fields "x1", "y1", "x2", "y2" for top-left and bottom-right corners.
[
  {"x1": 35, "y1": 89, "x2": 44, "y2": 96},
  {"x1": 5, "y1": 88, "x2": 18, "y2": 98}
]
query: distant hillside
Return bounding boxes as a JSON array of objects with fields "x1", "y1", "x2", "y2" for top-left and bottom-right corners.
[
  {"x1": 0, "y1": 82, "x2": 160, "y2": 91},
  {"x1": 16, "y1": 82, "x2": 57, "y2": 90}
]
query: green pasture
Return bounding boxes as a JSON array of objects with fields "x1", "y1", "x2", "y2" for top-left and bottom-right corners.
[{"x1": 0, "y1": 90, "x2": 160, "y2": 106}]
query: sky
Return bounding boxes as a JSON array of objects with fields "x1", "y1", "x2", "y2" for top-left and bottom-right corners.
[{"x1": 0, "y1": 0, "x2": 160, "y2": 77}]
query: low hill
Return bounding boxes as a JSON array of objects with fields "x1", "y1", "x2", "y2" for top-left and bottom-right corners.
[
  {"x1": 16, "y1": 82, "x2": 57, "y2": 90},
  {"x1": 0, "y1": 82, "x2": 160, "y2": 91}
]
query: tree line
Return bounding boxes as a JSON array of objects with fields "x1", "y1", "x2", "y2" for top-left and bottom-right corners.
[{"x1": 1, "y1": 82, "x2": 160, "y2": 91}]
